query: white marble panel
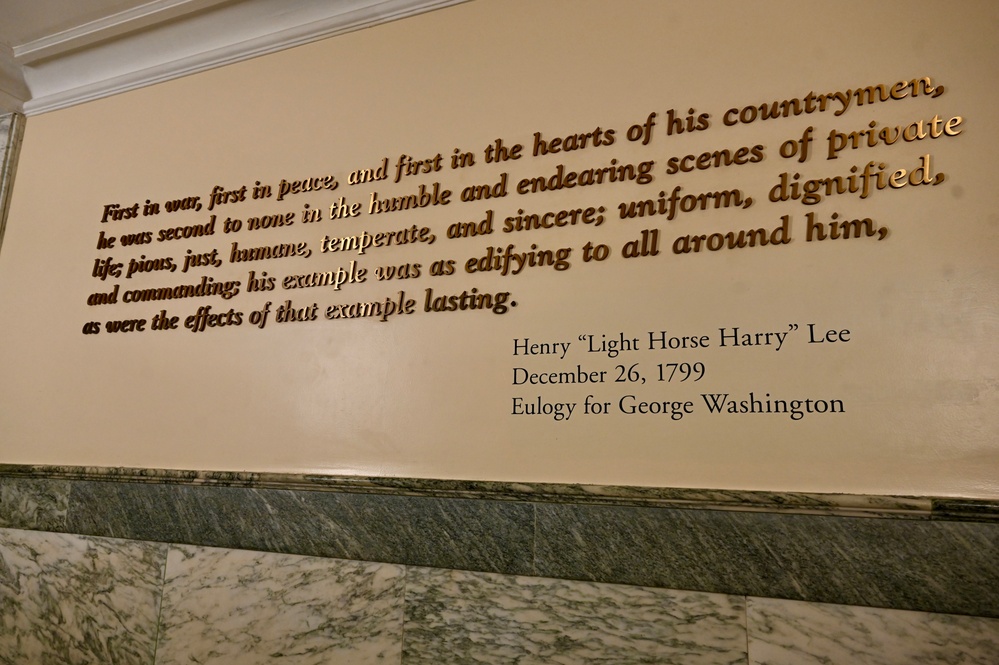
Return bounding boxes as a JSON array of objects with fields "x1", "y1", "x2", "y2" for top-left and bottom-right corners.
[
  {"x1": 404, "y1": 566, "x2": 747, "y2": 664},
  {"x1": 0, "y1": 527, "x2": 165, "y2": 665},
  {"x1": 155, "y1": 544, "x2": 405, "y2": 665},
  {"x1": 748, "y1": 596, "x2": 999, "y2": 665}
]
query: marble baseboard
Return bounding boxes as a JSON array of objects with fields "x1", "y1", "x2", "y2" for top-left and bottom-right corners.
[
  {"x1": 747, "y1": 596, "x2": 999, "y2": 665},
  {"x1": 404, "y1": 567, "x2": 747, "y2": 665},
  {"x1": 64, "y1": 481, "x2": 534, "y2": 575},
  {"x1": 0, "y1": 528, "x2": 165, "y2": 664},
  {"x1": 8, "y1": 463, "x2": 999, "y2": 520},
  {"x1": 2, "y1": 464, "x2": 998, "y2": 618},
  {"x1": 534, "y1": 503, "x2": 999, "y2": 617}
]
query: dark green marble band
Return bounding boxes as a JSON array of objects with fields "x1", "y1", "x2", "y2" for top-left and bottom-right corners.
[
  {"x1": 3, "y1": 463, "x2": 997, "y2": 518},
  {"x1": 2, "y1": 464, "x2": 997, "y2": 617}
]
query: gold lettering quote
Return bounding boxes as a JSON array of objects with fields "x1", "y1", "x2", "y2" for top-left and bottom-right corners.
[{"x1": 82, "y1": 76, "x2": 961, "y2": 336}]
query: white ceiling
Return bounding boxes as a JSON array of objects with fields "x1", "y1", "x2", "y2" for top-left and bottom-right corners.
[{"x1": 0, "y1": 0, "x2": 465, "y2": 115}]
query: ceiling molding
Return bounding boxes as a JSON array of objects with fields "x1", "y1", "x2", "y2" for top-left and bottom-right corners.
[
  {"x1": 2, "y1": 0, "x2": 467, "y2": 116},
  {"x1": 13, "y1": 0, "x2": 228, "y2": 65}
]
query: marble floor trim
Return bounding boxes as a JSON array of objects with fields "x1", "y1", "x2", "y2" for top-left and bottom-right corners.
[
  {"x1": 3, "y1": 465, "x2": 998, "y2": 619},
  {"x1": 534, "y1": 502, "x2": 999, "y2": 618},
  {"x1": 3, "y1": 462, "x2": 997, "y2": 520}
]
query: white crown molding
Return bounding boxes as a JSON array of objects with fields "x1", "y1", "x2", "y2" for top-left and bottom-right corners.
[
  {"x1": 13, "y1": 0, "x2": 229, "y2": 65},
  {"x1": 6, "y1": 0, "x2": 467, "y2": 116}
]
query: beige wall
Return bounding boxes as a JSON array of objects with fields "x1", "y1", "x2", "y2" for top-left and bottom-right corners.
[{"x1": 0, "y1": 0, "x2": 996, "y2": 497}]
